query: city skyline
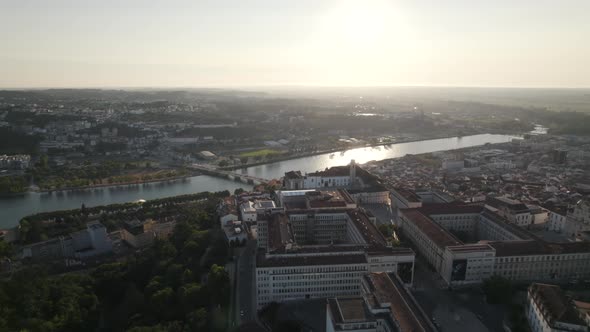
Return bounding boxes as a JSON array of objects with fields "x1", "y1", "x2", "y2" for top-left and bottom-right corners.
[{"x1": 2, "y1": 0, "x2": 590, "y2": 88}]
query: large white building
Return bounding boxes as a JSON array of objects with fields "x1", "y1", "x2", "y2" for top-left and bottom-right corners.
[
  {"x1": 255, "y1": 189, "x2": 415, "y2": 309},
  {"x1": 283, "y1": 161, "x2": 391, "y2": 205},
  {"x1": 399, "y1": 203, "x2": 590, "y2": 286},
  {"x1": 527, "y1": 283, "x2": 589, "y2": 332}
]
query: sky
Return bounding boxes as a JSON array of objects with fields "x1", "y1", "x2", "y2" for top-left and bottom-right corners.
[{"x1": 1, "y1": 0, "x2": 589, "y2": 88}]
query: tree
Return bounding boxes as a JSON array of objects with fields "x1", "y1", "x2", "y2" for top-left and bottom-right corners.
[
  {"x1": 0, "y1": 240, "x2": 12, "y2": 258},
  {"x1": 186, "y1": 308, "x2": 208, "y2": 331},
  {"x1": 218, "y1": 160, "x2": 229, "y2": 167},
  {"x1": 207, "y1": 264, "x2": 230, "y2": 306},
  {"x1": 150, "y1": 287, "x2": 174, "y2": 319},
  {"x1": 482, "y1": 276, "x2": 513, "y2": 304},
  {"x1": 234, "y1": 188, "x2": 245, "y2": 196},
  {"x1": 378, "y1": 224, "x2": 393, "y2": 237}
]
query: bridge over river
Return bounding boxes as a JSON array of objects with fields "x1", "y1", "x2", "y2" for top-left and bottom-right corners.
[{"x1": 189, "y1": 164, "x2": 270, "y2": 185}]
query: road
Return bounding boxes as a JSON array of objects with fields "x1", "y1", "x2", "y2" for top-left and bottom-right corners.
[
  {"x1": 238, "y1": 239, "x2": 258, "y2": 321},
  {"x1": 229, "y1": 238, "x2": 259, "y2": 329},
  {"x1": 411, "y1": 255, "x2": 506, "y2": 332}
]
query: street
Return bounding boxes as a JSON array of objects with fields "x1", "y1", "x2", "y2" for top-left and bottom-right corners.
[{"x1": 228, "y1": 238, "x2": 259, "y2": 329}]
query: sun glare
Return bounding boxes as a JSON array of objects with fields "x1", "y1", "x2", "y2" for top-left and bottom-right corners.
[{"x1": 321, "y1": 0, "x2": 399, "y2": 49}]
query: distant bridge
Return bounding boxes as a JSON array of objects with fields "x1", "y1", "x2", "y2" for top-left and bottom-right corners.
[{"x1": 189, "y1": 164, "x2": 270, "y2": 185}]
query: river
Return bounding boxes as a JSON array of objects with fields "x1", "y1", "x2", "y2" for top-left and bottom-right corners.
[
  {"x1": 0, "y1": 133, "x2": 518, "y2": 228},
  {"x1": 240, "y1": 134, "x2": 519, "y2": 179}
]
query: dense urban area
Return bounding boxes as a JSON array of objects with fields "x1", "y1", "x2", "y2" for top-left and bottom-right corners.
[{"x1": 1, "y1": 88, "x2": 590, "y2": 332}]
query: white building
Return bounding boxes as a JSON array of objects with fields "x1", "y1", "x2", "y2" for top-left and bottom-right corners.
[
  {"x1": 527, "y1": 283, "x2": 589, "y2": 332},
  {"x1": 240, "y1": 200, "x2": 281, "y2": 222},
  {"x1": 565, "y1": 199, "x2": 590, "y2": 240},
  {"x1": 283, "y1": 162, "x2": 390, "y2": 205},
  {"x1": 255, "y1": 189, "x2": 415, "y2": 309},
  {"x1": 547, "y1": 207, "x2": 567, "y2": 232},
  {"x1": 399, "y1": 203, "x2": 590, "y2": 286}
]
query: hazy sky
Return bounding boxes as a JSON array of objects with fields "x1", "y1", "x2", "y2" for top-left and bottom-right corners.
[{"x1": 1, "y1": 0, "x2": 589, "y2": 88}]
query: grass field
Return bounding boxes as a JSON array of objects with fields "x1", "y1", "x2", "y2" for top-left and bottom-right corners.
[{"x1": 239, "y1": 149, "x2": 283, "y2": 158}]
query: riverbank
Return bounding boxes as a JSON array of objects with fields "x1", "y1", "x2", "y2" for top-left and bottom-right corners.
[
  {"x1": 222, "y1": 131, "x2": 523, "y2": 172},
  {"x1": 31, "y1": 172, "x2": 200, "y2": 194}
]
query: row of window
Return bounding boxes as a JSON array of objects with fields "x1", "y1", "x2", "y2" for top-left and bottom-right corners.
[
  {"x1": 271, "y1": 285, "x2": 358, "y2": 294},
  {"x1": 257, "y1": 265, "x2": 367, "y2": 275}
]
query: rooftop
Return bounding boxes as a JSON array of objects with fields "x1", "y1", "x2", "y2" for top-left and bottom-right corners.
[
  {"x1": 347, "y1": 209, "x2": 388, "y2": 248},
  {"x1": 392, "y1": 187, "x2": 422, "y2": 203},
  {"x1": 529, "y1": 283, "x2": 587, "y2": 327},
  {"x1": 257, "y1": 252, "x2": 367, "y2": 268},
  {"x1": 400, "y1": 209, "x2": 462, "y2": 248},
  {"x1": 365, "y1": 273, "x2": 436, "y2": 332},
  {"x1": 267, "y1": 213, "x2": 293, "y2": 252},
  {"x1": 486, "y1": 196, "x2": 530, "y2": 213},
  {"x1": 307, "y1": 165, "x2": 350, "y2": 178},
  {"x1": 284, "y1": 170, "x2": 303, "y2": 179},
  {"x1": 328, "y1": 298, "x2": 369, "y2": 324},
  {"x1": 306, "y1": 189, "x2": 355, "y2": 209},
  {"x1": 446, "y1": 244, "x2": 495, "y2": 253}
]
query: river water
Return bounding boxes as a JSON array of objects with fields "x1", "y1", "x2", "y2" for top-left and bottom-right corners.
[
  {"x1": 0, "y1": 133, "x2": 517, "y2": 228},
  {"x1": 240, "y1": 134, "x2": 519, "y2": 179}
]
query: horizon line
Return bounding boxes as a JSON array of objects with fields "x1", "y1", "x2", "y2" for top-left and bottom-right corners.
[{"x1": 1, "y1": 84, "x2": 590, "y2": 91}]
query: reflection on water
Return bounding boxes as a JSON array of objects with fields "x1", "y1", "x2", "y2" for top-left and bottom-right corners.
[{"x1": 243, "y1": 133, "x2": 519, "y2": 179}]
